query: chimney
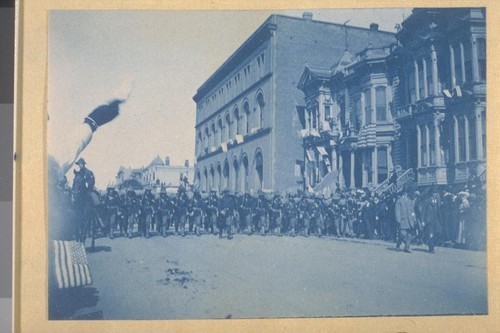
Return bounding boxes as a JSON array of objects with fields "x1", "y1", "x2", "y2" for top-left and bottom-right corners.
[
  {"x1": 302, "y1": 12, "x2": 313, "y2": 21},
  {"x1": 370, "y1": 23, "x2": 379, "y2": 31},
  {"x1": 165, "y1": 156, "x2": 170, "y2": 166},
  {"x1": 184, "y1": 160, "x2": 190, "y2": 168}
]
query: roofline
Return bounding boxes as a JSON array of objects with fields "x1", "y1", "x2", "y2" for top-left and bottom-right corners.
[
  {"x1": 193, "y1": 15, "x2": 277, "y2": 103},
  {"x1": 272, "y1": 13, "x2": 396, "y2": 35},
  {"x1": 193, "y1": 13, "x2": 396, "y2": 103}
]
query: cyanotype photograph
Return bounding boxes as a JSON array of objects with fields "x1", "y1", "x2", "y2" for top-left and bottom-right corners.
[{"x1": 47, "y1": 8, "x2": 487, "y2": 320}]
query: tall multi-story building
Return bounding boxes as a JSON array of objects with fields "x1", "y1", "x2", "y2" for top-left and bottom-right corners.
[
  {"x1": 395, "y1": 8, "x2": 486, "y2": 187},
  {"x1": 193, "y1": 12, "x2": 396, "y2": 193},
  {"x1": 298, "y1": 8, "x2": 486, "y2": 193}
]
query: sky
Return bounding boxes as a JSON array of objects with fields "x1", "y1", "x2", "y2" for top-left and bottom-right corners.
[{"x1": 48, "y1": 8, "x2": 412, "y2": 189}]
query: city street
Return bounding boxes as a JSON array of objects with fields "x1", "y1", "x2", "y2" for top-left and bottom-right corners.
[{"x1": 63, "y1": 233, "x2": 487, "y2": 320}]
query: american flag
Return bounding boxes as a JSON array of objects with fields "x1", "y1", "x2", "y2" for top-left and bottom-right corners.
[{"x1": 52, "y1": 240, "x2": 92, "y2": 289}]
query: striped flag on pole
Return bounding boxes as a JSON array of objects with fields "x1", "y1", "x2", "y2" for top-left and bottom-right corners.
[{"x1": 52, "y1": 240, "x2": 92, "y2": 289}]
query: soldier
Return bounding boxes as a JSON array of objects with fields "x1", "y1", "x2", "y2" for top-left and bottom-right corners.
[
  {"x1": 205, "y1": 190, "x2": 218, "y2": 235},
  {"x1": 140, "y1": 187, "x2": 156, "y2": 238},
  {"x1": 125, "y1": 189, "x2": 139, "y2": 238},
  {"x1": 311, "y1": 194, "x2": 325, "y2": 237},
  {"x1": 285, "y1": 194, "x2": 299, "y2": 236},
  {"x1": 421, "y1": 186, "x2": 443, "y2": 254},
  {"x1": 255, "y1": 192, "x2": 269, "y2": 236},
  {"x1": 372, "y1": 194, "x2": 386, "y2": 240},
  {"x1": 104, "y1": 185, "x2": 120, "y2": 239},
  {"x1": 337, "y1": 193, "x2": 348, "y2": 237},
  {"x1": 240, "y1": 193, "x2": 255, "y2": 235},
  {"x1": 361, "y1": 195, "x2": 375, "y2": 240},
  {"x1": 191, "y1": 190, "x2": 204, "y2": 236},
  {"x1": 158, "y1": 190, "x2": 173, "y2": 237},
  {"x1": 116, "y1": 192, "x2": 127, "y2": 236},
  {"x1": 218, "y1": 189, "x2": 236, "y2": 239},
  {"x1": 269, "y1": 193, "x2": 283, "y2": 236},
  {"x1": 175, "y1": 186, "x2": 189, "y2": 237},
  {"x1": 298, "y1": 194, "x2": 310, "y2": 237},
  {"x1": 326, "y1": 197, "x2": 339, "y2": 237},
  {"x1": 71, "y1": 158, "x2": 96, "y2": 243}
]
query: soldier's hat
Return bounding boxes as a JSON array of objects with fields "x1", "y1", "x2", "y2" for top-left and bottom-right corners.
[
  {"x1": 75, "y1": 157, "x2": 86, "y2": 166},
  {"x1": 145, "y1": 186, "x2": 152, "y2": 191}
]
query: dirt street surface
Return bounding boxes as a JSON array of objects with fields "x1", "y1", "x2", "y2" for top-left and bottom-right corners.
[{"x1": 70, "y1": 234, "x2": 487, "y2": 320}]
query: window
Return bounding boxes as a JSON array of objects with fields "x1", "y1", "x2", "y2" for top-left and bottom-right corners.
[
  {"x1": 418, "y1": 61, "x2": 425, "y2": 100},
  {"x1": 311, "y1": 107, "x2": 317, "y2": 129},
  {"x1": 469, "y1": 115, "x2": 476, "y2": 160},
  {"x1": 408, "y1": 69, "x2": 416, "y2": 103},
  {"x1": 211, "y1": 123, "x2": 216, "y2": 147},
  {"x1": 429, "y1": 124, "x2": 435, "y2": 165},
  {"x1": 375, "y1": 87, "x2": 387, "y2": 122},
  {"x1": 204, "y1": 127, "x2": 209, "y2": 149},
  {"x1": 225, "y1": 113, "x2": 231, "y2": 141},
  {"x1": 257, "y1": 93, "x2": 265, "y2": 129},
  {"x1": 458, "y1": 116, "x2": 466, "y2": 162},
  {"x1": 477, "y1": 38, "x2": 486, "y2": 81},
  {"x1": 426, "y1": 57, "x2": 433, "y2": 97},
  {"x1": 464, "y1": 40, "x2": 473, "y2": 83},
  {"x1": 243, "y1": 101, "x2": 250, "y2": 135},
  {"x1": 217, "y1": 118, "x2": 223, "y2": 146},
  {"x1": 421, "y1": 125, "x2": 427, "y2": 166},
  {"x1": 364, "y1": 89, "x2": 372, "y2": 124},
  {"x1": 377, "y1": 147, "x2": 388, "y2": 182},
  {"x1": 324, "y1": 105, "x2": 331, "y2": 121},
  {"x1": 482, "y1": 111, "x2": 486, "y2": 158},
  {"x1": 351, "y1": 96, "x2": 359, "y2": 130},
  {"x1": 453, "y1": 44, "x2": 463, "y2": 85},
  {"x1": 234, "y1": 107, "x2": 240, "y2": 136},
  {"x1": 255, "y1": 151, "x2": 263, "y2": 190}
]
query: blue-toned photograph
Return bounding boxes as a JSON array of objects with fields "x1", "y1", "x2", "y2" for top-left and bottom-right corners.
[{"x1": 47, "y1": 8, "x2": 487, "y2": 320}]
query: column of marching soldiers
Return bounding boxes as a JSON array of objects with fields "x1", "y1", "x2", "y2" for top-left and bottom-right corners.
[{"x1": 97, "y1": 179, "x2": 486, "y2": 251}]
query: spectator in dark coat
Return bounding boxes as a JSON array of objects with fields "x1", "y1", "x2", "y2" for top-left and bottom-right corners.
[{"x1": 421, "y1": 187, "x2": 443, "y2": 253}]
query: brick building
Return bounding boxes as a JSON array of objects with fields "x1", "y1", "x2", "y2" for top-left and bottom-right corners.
[{"x1": 193, "y1": 12, "x2": 396, "y2": 194}]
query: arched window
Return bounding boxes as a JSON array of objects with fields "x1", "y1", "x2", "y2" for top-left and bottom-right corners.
[
  {"x1": 232, "y1": 158, "x2": 239, "y2": 192},
  {"x1": 217, "y1": 118, "x2": 223, "y2": 146},
  {"x1": 223, "y1": 160, "x2": 230, "y2": 190},
  {"x1": 216, "y1": 164, "x2": 222, "y2": 192},
  {"x1": 243, "y1": 101, "x2": 250, "y2": 135},
  {"x1": 197, "y1": 131, "x2": 202, "y2": 153},
  {"x1": 233, "y1": 107, "x2": 240, "y2": 136},
  {"x1": 195, "y1": 170, "x2": 201, "y2": 189},
  {"x1": 203, "y1": 168, "x2": 208, "y2": 192},
  {"x1": 255, "y1": 151, "x2": 263, "y2": 190},
  {"x1": 210, "y1": 166, "x2": 215, "y2": 191},
  {"x1": 241, "y1": 155, "x2": 249, "y2": 192},
  {"x1": 204, "y1": 126, "x2": 209, "y2": 149},
  {"x1": 225, "y1": 112, "x2": 231, "y2": 142},
  {"x1": 211, "y1": 122, "x2": 216, "y2": 148},
  {"x1": 256, "y1": 93, "x2": 265, "y2": 129}
]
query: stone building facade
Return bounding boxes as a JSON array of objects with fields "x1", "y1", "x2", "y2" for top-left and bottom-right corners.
[{"x1": 297, "y1": 8, "x2": 486, "y2": 192}]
